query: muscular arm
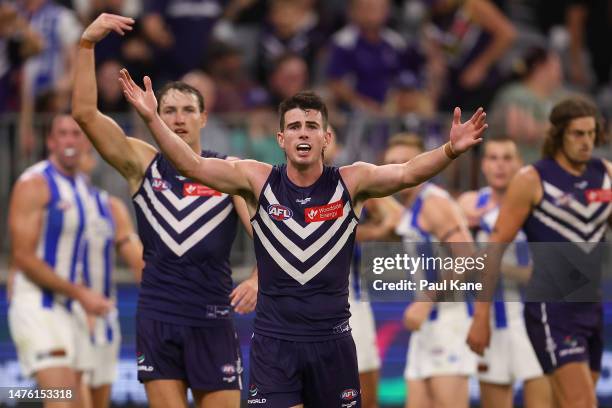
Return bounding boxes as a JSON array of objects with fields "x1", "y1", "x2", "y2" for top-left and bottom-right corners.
[
  {"x1": 72, "y1": 14, "x2": 156, "y2": 193},
  {"x1": 9, "y1": 176, "x2": 77, "y2": 297},
  {"x1": 109, "y1": 196, "x2": 143, "y2": 283},
  {"x1": 342, "y1": 108, "x2": 487, "y2": 202},
  {"x1": 119, "y1": 69, "x2": 269, "y2": 204}
]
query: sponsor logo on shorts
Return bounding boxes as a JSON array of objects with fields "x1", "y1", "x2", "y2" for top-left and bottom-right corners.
[
  {"x1": 247, "y1": 385, "x2": 267, "y2": 404},
  {"x1": 221, "y1": 364, "x2": 236, "y2": 375},
  {"x1": 152, "y1": 178, "x2": 171, "y2": 191},
  {"x1": 304, "y1": 200, "x2": 343, "y2": 223},
  {"x1": 137, "y1": 352, "x2": 145, "y2": 364},
  {"x1": 137, "y1": 352, "x2": 153, "y2": 372},
  {"x1": 559, "y1": 335, "x2": 585, "y2": 357},
  {"x1": 341, "y1": 388, "x2": 359, "y2": 406},
  {"x1": 268, "y1": 204, "x2": 292, "y2": 221}
]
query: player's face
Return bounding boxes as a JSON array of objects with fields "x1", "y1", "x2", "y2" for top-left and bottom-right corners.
[
  {"x1": 562, "y1": 116, "x2": 596, "y2": 165},
  {"x1": 159, "y1": 90, "x2": 206, "y2": 147},
  {"x1": 383, "y1": 144, "x2": 421, "y2": 165},
  {"x1": 278, "y1": 108, "x2": 330, "y2": 168},
  {"x1": 481, "y1": 141, "x2": 521, "y2": 190},
  {"x1": 47, "y1": 115, "x2": 86, "y2": 172}
]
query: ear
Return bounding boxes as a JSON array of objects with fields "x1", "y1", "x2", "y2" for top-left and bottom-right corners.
[
  {"x1": 199, "y1": 110, "x2": 208, "y2": 128},
  {"x1": 323, "y1": 128, "x2": 332, "y2": 149},
  {"x1": 277, "y1": 130, "x2": 285, "y2": 150}
]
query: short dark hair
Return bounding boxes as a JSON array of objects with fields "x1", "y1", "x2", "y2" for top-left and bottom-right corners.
[
  {"x1": 542, "y1": 96, "x2": 606, "y2": 159},
  {"x1": 278, "y1": 91, "x2": 328, "y2": 130},
  {"x1": 156, "y1": 81, "x2": 205, "y2": 113}
]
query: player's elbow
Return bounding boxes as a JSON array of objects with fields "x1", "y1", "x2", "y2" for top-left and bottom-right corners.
[{"x1": 71, "y1": 107, "x2": 96, "y2": 126}]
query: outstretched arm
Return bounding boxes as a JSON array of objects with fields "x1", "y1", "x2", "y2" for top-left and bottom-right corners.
[
  {"x1": 119, "y1": 69, "x2": 268, "y2": 200},
  {"x1": 343, "y1": 107, "x2": 487, "y2": 201},
  {"x1": 72, "y1": 13, "x2": 156, "y2": 193}
]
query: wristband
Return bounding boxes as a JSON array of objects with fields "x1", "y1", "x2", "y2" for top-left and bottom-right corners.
[
  {"x1": 444, "y1": 142, "x2": 459, "y2": 160},
  {"x1": 79, "y1": 38, "x2": 94, "y2": 49}
]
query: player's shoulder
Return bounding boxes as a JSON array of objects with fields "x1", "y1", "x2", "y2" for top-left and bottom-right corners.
[
  {"x1": 514, "y1": 164, "x2": 541, "y2": 185},
  {"x1": 457, "y1": 190, "x2": 479, "y2": 211},
  {"x1": 11, "y1": 171, "x2": 49, "y2": 206}
]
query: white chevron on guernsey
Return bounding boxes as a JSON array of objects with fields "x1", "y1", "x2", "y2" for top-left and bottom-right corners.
[
  {"x1": 540, "y1": 199, "x2": 612, "y2": 235},
  {"x1": 252, "y1": 218, "x2": 358, "y2": 285},
  {"x1": 533, "y1": 209, "x2": 607, "y2": 250},
  {"x1": 141, "y1": 179, "x2": 229, "y2": 234},
  {"x1": 263, "y1": 181, "x2": 344, "y2": 238},
  {"x1": 150, "y1": 160, "x2": 229, "y2": 211},
  {"x1": 257, "y1": 201, "x2": 353, "y2": 262},
  {"x1": 542, "y1": 175, "x2": 610, "y2": 218},
  {"x1": 134, "y1": 195, "x2": 233, "y2": 256}
]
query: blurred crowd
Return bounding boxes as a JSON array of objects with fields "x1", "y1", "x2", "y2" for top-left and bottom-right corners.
[{"x1": 1, "y1": 0, "x2": 611, "y2": 180}]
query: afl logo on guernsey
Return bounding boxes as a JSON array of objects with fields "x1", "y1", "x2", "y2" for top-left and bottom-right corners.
[
  {"x1": 152, "y1": 178, "x2": 171, "y2": 191},
  {"x1": 268, "y1": 204, "x2": 293, "y2": 221}
]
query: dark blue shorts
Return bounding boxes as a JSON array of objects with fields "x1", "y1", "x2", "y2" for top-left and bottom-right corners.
[
  {"x1": 136, "y1": 316, "x2": 243, "y2": 391},
  {"x1": 524, "y1": 302, "x2": 603, "y2": 374},
  {"x1": 248, "y1": 334, "x2": 360, "y2": 407}
]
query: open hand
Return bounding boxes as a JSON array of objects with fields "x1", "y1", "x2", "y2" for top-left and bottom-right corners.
[
  {"x1": 119, "y1": 69, "x2": 158, "y2": 122},
  {"x1": 449, "y1": 107, "x2": 487, "y2": 154},
  {"x1": 82, "y1": 13, "x2": 134, "y2": 43}
]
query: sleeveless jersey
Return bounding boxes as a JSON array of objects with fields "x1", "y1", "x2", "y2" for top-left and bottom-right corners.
[
  {"x1": 474, "y1": 187, "x2": 530, "y2": 328},
  {"x1": 133, "y1": 151, "x2": 238, "y2": 326},
  {"x1": 12, "y1": 160, "x2": 89, "y2": 309},
  {"x1": 83, "y1": 187, "x2": 117, "y2": 344},
  {"x1": 524, "y1": 158, "x2": 610, "y2": 301},
  {"x1": 395, "y1": 183, "x2": 473, "y2": 320},
  {"x1": 251, "y1": 165, "x2": 359, "y2": 341}
]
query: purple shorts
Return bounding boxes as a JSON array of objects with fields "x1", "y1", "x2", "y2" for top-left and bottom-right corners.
[
  {"x1": 136, "y1": 316, "x2": 243, "y2": 391},
  {"x1": 247, "y1": 333, "x2": 361, "y2": 407},
  {"x1": 524, "y1": 302, "x2": 603, "y2": 374}
]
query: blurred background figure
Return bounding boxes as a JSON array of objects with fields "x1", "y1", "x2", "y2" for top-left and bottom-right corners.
[
  {"x1": 425, "y1": 0, "x2": 516, "y2": 113},
  {"x1": 489, "y1": 46, "x2": 571, "y2": 164}
]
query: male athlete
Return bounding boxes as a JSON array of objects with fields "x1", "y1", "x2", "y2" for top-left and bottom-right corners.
[
  {"x1": 385, "y1": 134, "x2": 477, "y2": 408},
  {"x1": 8, "y1": 114, "x2": 113, "y2": 408},
  {"x1": 458, "y1": 137, "x2": 550, "y2": 408},
  {"x1": 119, "y1": 66, "x2": 487, "y2": 407},
  {"x1": 467, "y1": 97, "x2": 612, "y2": 408},
  {"x1": 72, "y1": 14, "x2": 257, "y2": 408},
  {"x1": 79, "y1": 142, "x2": 144, "y2": 408}
]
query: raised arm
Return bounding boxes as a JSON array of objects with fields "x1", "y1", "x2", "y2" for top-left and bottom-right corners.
[
  {"x1": 72, "y1": 13, "x2": 156, "y2": 193},
  {"x1": 119, "y1": 68, "x2": 269, "y2": 202},
  {"x1": 343, "y1": 107, "x2": 487, "y2": 201},
  {"x1": 9, "y1": 175, "x2": 112, "y2": 315},
  {"x1": 109, "y1": 196, "x2": 144, "y2": 283}
]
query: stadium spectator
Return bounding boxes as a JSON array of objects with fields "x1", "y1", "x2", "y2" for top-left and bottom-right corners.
[
  {"x1": 267, "y1": 53, "x2": 310, "y2": 109},
  {"x1": 255, "y1": 0, "x2": 324, "y2": 84},
  {"x1": 425, "y1": 0, "x2": 516, "y2": 113},
  {"x1": 489, "y1": 46, "x2": 571, "y2": 164},
  {"x1": 17, "y1": 0, "x2": 82, "y2": 157},
  {"x1": 326, "y1": 0, "x2": 408, "y2": 114}
]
